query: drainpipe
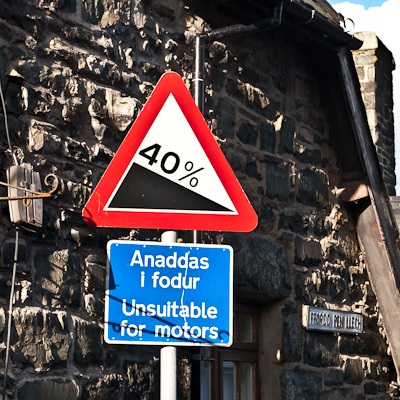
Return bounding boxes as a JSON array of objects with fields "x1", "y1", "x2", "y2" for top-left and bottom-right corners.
[
  {"x1": 194, "y1": 1, "x2": 283, "y2": 116},
  {"x1": 191, "y1": 2, "x2": 283, "y2": 397},
  {"x1": 338, "y1": 47, "x2": 400, "y2": 266},
  {"x1": 338, "y1": 46, "x2": 400, "y2": 379}
]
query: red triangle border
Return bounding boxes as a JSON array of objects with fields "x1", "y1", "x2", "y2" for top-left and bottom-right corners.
[{"x1": 82, "y1": 72, "x2": 258, "y2": 232}]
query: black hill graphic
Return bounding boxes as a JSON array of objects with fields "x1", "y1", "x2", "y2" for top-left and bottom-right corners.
[{"x1": 108, "y1": 163, "x2": 234, "y2": 212}]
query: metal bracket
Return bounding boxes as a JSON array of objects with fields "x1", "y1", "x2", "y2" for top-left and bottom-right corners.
[
  {"x1": 0, "y1": 173, "x2": 58, "y2": 202},
  {"x1": 1, "y1": 164, "x2": 58, "y2": 230}
]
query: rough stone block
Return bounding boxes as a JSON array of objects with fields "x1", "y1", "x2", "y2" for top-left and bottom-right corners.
[
  {"x1": 343, "y1": 357, "x2": 364, "y2": 385},
  {"x1": 82, "y1": 0, "x2": 105, "y2": 24},
  {"x1": 33, "y1": 248, "x2": 81, "y2": 308},
  {"x1": 304, "y1": 332, "x2": 339, "y2": 367},
  {"x1": 215, "y1": 97, "x2": 236, "y2": 138},
  {"x1": 208, "y1": 65, "x2": 227, "y2": 85},
  {"x1": 265, "y1": 161, "x2": 290, "y2": 202},
  {"x1": 237, "y1": 122, "x2": 258, "y2": 146},
  {"x1": 18, "y1": 379, "x2": 78, "y2": 400},
  {"x1": 65, "y1": 137, "x2": 91, "y2": 161},
  {"x1": 227, "y1": 148, "x2": 247, "y2": 174},
  {"x1": 327, "y1": 274, "x2": 347, "y2": 301},
  {"x1": 0, "y1": 276, "x2": 12, "y2": 300},
  {"x1": 0, "y1": 307, "x2": 5, "y2": 334},
  {"x1": 281, "y1": 305, "x2": 302, "y2": 362},
  {"x1": 353, "y1": 54, "x2": 375, "y2": 66},
  {"x1": 339, "y1": 333, "x2": 380, "y2": 357},
  {"x1": 58, "y1": 180, "x2": 92, "y2": 209},
  {"x1": 63, "y1": 25, "x2": 114, "y2": 59},
  {"x1": 209, "y1": 41, "x2": 227, "y2": 63},
  {"x1": 5, "y1": 81, "x2": 25, "y2": 115},
  {"x1": 74, "y1": 318, "x2": 103, "y2": 367},
  {"x1": 240, "y1": 65, "x2": 259, "y2": 85},
  {"x1": 311, "y1": 216, "x2": 332, "y2": 237},
  {"x1": 324, "y1": 368, "x2": 344, "y2": 386},
  {"x1": 295, "y1": 145, "x2": 322, "y2": 165},
  {"x1": 225, "y1": 234, "x2": 291, "y2": 300},
  {"x1": 278, "y1": 116, "x2": 295, "y2": 154},
  {"x1": 326, "y1": 387, "x2": 357, "y2": 400},
  {"x1": 85, "y1": 256, "x2": 106, "y2": 291},
  {"x1": 281, "y1": 369, "x2": 322, "y2": 400},
  {"x1": 258, "y1": 202, "x2": 275, "y2": 232},
  {"x1": 11, "y1": 308, "x2": 71, "y2": 370},
  {"x1": 61, "y1": 0, "x2": 76, "y2": 12},
  {"x1": 259, "y1": 121, "x2": 276, "y2": 153},
  {"x1": 279, "y1": 210, "x2": 309, "y2": 235},
  {"x1": 245, "y1": 159, "x2": 262, "y2": 180},
  {"x1": 297, "y1": 168, "x2": 329, "y2": 209},
  {"x1": 226, "y1": 77, "x2": 242, "y2": 99},
  {"x1": 295, "y1": 236, "x2": 322, "y2": 267},
  {"x1": 262, "y1": 97, "x2": 281, "y2": 120},
  {"x1": 27, "y1": 120, "x2": 64, "y2": 153},
  {"x1": 27, "y1": 87, "x2": 62, "y2": 121},
  {"x1": 364, "y1": 381, "x2": 378, "y2": 395},
  {"x1": 84, "y1": 293, "x2": 103, "y2": 316},
  {"x1": 294, "y1": 269, "x2": 312, "y2": 302},
  {"x1": 82, "y1": 374, "x2": 123, "y2": 400},
  {"x1": 272, "y1": 59, "x2": 290, "y2": 94},
  {"x1": 152, "y1": 2, "x2": 176, "y2": 20},
  {"x1": 125, "y1": 360, "x2": 160, "y2": 399},
  {"x1": 2, "y1": 238, "x2": 27, "y2": 269}
]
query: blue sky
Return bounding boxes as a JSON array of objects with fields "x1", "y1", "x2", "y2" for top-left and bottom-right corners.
[
  {"x1": 328, "y1": 0, "x2": 400, "y2": 193},
  {"x1": 329, "y1": 0, "x2": 387, "y2": 7}
]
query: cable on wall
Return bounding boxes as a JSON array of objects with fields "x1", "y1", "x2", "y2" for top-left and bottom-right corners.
[
  {"x1": 2, "y1": 227, "x2": 19, "y2": 400},
  {"x1": 0, "y1": 77, "x2": 19, "y2": 400},
  {"x1": 0, "y1": 79, "x2": 17, "y2": 166}
]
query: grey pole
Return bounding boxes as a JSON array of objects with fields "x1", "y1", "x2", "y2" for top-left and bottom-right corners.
[{"x1": 160, "y1": 231, "x2": 178, "y2": 400}]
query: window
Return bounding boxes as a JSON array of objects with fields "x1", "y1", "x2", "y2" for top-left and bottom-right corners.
[{"x1": 197, "y1": 304, "x2": 259, "y2": 400}]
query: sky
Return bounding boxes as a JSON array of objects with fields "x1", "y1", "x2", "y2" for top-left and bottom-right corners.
[{"x1": 328, "y1": 0, "x2": 400, "y2": 193}]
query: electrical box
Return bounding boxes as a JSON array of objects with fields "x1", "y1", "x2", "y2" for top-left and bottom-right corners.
[{"x1": 7, "y1": 163, "x2": 43, "y2": 230}]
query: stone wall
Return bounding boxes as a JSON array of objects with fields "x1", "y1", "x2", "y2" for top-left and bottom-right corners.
[
  {"x1": 0, "y1": 0, "x2": 397, "y2": 399},
  {"x1": 353, "y1": 31, "x2": 396, "y2": 195}
]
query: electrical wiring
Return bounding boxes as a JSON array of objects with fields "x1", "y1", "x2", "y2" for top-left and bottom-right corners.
[
  {"x1": 0, "y1": 79, "x2": 17, "y2": 166},
  {"x1": 0, "y1": 76, "x2": 20, "y2": 400},
  {"x1": 2, "y1": 227, "x2": 19, "y2": 400}
]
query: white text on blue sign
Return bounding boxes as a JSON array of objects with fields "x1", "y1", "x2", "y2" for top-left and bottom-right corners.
[{"x1": 105, "y1": 241, "x2": 233, "y2": 346}]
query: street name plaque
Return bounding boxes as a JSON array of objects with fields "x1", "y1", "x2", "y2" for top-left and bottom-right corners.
[{"x1": 302, "y1": 305, "x2": 363, "y2": 334}]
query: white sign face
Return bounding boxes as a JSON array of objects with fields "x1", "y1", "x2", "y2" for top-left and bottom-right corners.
[
  {"x1": 302, "y1": 305, "x2": 363, "y2": 334},
  {"x1": 105, "y1": 93, "x2": 237, "y2": 215}
]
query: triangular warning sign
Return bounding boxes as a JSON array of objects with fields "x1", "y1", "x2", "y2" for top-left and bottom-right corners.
[{"x1": 82, "y1": 72, "x2": 258, "y2": 232}]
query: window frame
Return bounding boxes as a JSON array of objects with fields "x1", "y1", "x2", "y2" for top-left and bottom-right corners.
[{"x1": 198, "y1": 303, "x2": 259, "y2": 400}]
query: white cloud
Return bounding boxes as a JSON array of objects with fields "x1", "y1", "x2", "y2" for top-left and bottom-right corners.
[{"x1": 332, "y1": 0, "x2": 400, "y2": 192}]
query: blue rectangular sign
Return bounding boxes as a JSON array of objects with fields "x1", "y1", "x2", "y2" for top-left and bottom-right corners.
[{"x1": 105, "y1": 240, "x2": 233, "y2": 346}]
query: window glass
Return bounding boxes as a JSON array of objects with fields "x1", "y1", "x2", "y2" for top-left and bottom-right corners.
[
  {"x1": 223, "y1": 361, "x2": 236, "y2": 400},
  {"x1": 240, "y1": 362, "x2": 253, "y2": 399},
  {"x1": 200, "y1": 361, "x2": 211, "y2": 400},
  {"x1": 239, "y1": 312, "x2": 253, "y2": 343}
]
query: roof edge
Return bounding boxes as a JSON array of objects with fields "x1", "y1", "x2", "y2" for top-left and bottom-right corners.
[{"x1": 282, "y1": 0, "x2": 363, "y2": 50}]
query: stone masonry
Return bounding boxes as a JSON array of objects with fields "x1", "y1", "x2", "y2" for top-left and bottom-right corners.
[
  {"x1": 354, "y1": 31, "x2": 396, "y2": 195},
  {"x1": 0, "y1": 0, "x2": 397, "y2": 399}
]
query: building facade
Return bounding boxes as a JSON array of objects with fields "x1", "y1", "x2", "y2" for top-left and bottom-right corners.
[{"x1": 0, "y1": 0, "x2": 398, "y2": 399}]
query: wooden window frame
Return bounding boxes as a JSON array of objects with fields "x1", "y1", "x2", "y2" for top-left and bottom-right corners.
[{"x1": 199, "y1": 304, "x2": 260, "y2": 400}]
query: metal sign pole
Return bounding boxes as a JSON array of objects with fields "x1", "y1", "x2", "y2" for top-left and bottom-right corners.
[
  {"x1": 192, "y1": 34, "x2": 205, "y2": 397},
  {"x1": 160, "y1": 230, "x2": 178, "y2": 400}
]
